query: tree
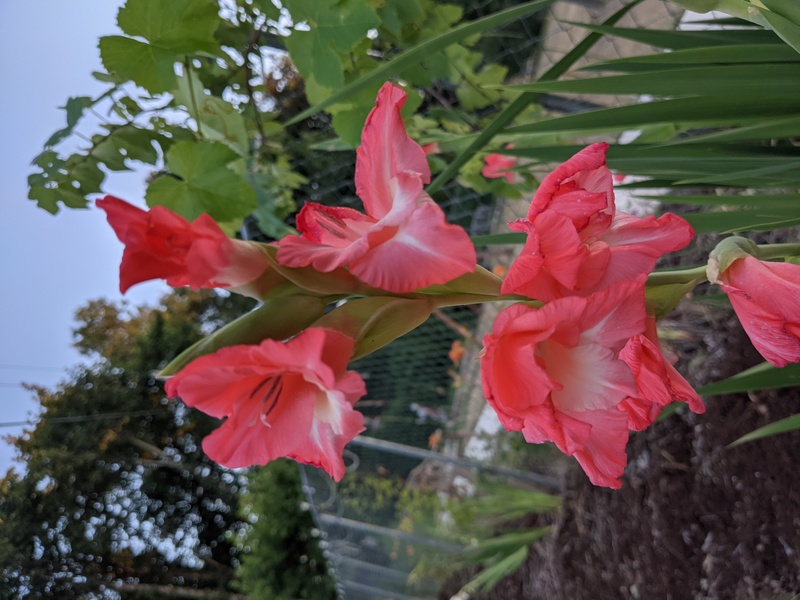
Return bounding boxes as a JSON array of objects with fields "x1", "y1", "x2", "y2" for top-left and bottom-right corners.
[
  {"x1": 237, "y1": 460, "x2": 336, "y2": 600},
  {"x1": 0, "y1": 290, "x2": 255, "y2": 599}
]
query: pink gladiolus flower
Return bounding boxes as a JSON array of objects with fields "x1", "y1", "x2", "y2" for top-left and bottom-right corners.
[
  {"x1": 276, "y1": 83, "x2": 476, "y2": 293},
  {"x1": 708, "y1": 254, "x2": 800, "y2": 367},
  {"x1": 618, "y1": 316, "x2": 704, "y2": 430},
  {"x1": 482, "y1": 152, "x2": 516, "y2": 183},
  {"x1": 165, "y1": 328, "x2": 367, "y2": 481},
  {"x1": 97, "y1": 195, "x2": 269, "y2": 295},
  {"x1": 502, "y1": 143, "x2": 693, "y2": 302},
  {"x1": 481, "y1": 279, "x2": 648, "y2": 488}
]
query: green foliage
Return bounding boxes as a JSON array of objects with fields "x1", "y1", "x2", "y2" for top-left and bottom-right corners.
[
  {"x1": 238, "y1": 461, "x2": 336, "y2": 600},
  {"x1": 145, "y1": 140, "x2": 256, "y2": 225},
  {"x1": 99, "y1": 0, "x2": 221, "y2": 93},
  {"x1": 728, "y1": 413, "x2": 800, "y2": 447},
  {"x1": 0, "y1": 290, "x2": 256, "y2": 598}
]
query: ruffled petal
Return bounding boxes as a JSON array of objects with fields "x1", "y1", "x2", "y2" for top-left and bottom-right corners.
[
  {"x1": 349, "y1": 175, "x2": 476, "y2": 293},
  {"x1": 528, "y1": 142, "x2": 614, "y2": 231},
  {"x1": 355, "y1": 83, "x2": 430, "y2": 219},
  {"x1": 564, "y1": 408, "x2": 630, "y2": 489},
  {"x1": 276, "y1": 202, "x2": 374, "y2": 272}
]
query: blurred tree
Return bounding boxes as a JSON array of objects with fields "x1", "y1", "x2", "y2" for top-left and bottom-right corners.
[
  {"x1": 0, "y1": 290, "x2": 256, "y2": 599},
  {"x1": 238, "y1": 460, "x2": 336, "y2": 600}
]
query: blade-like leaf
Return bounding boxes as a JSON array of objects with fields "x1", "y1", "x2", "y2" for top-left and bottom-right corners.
[
  {"x1": 581, "y1": 43, "x2": 800, "y2": 71},
  {"x1": 568, "y1": 22, "x2": 781, "y2": 49},
  {"x1": 698, "y1": 361, "x2": 800, "y2": 395},
  {"x1": 285, "y1": 0, "x2": 555, "y2": 125},
  {"x1": 426, "y1": 0, "x2": 644, "y2": 194},
  {"x1": 683, "y1": 209, "x2": 800, "y2": 234},
  {"x1": 499, "y1": 64, "x2": 800, "y2": 97},
  {"x1": 504, "y1": 95, "x2": 800, "y2": 135},
  {"x1": 638, "y1": 193, "x2": 800, "y2": 207},
  {"x1": 728, "y1": 413, "x2": 800, "y2": 448},
  {"x1": 472, "y1": 232, "x2": 526, "y2": 246}
]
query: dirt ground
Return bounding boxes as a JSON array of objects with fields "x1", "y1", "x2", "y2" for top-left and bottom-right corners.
[{"x1": 440, "y1": 229, "x2": 800, "y2": 599}]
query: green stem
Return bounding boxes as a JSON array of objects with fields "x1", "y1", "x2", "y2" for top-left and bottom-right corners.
[
  {"x1": 756, "y1": 243, "x2": 800, "y2": 260},
  {"x1": 647, "y1": 265, "x2": 708, "y2": 286}
]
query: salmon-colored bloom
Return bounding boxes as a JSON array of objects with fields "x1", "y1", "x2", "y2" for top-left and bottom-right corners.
[
  {"x1": 97, "y1": 195, "x2": 268, "y2": 295},
  {"x1": 502, "y1": 144, "x2": 693, "y2": 302},
  {"x1": 165, "y1": 328, "x2": 366, "y2": 481},
  {"x1": 481, "y1": 279, "x2": 647, "y2": 488},
  {"x1": 708, "y1": 253, "x2": 800, "y2": 367},
  {"x1": 482, "y1": 152, "x2": 516, "y2": 183},
  {"x1": 276, "y1": 83, "x2": 476, "y2": 293},
  {"x1": 618, "y1": 316, "x2": 704, "y2": 430}
]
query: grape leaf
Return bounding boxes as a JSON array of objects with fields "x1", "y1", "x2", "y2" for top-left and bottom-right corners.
[
  {"x1": 145, "y1": 141, "x2": 256, "y2": 222},
  {"x1": 99, "y1": 0, "x2": 221, "y2": 93},
  {"x1": 284, "y1": 0, "x2": 380, "y2": 93},
  {"x1": 91, "y1": 126, "x2": 160, "y2": 171},
  {"x1": 28, "y1": 151, "x2": 104, "y2": 214},
  {"x1": 174, "y1": 71, "x2": 249, "y2": 157},
  {"x1": 44, "y1": 96, "x2": 94, "y2": 148}
]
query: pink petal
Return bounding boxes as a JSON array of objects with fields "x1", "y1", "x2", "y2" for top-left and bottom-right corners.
[
  {"x1": 202, "y1": 374, "x2": 316, "y2": 469},
  {"x1": 355, "y1": 83, "x2": 430, "y2": 219},
  {"x1": 350, "y1": 182, "x2": 476, "y2": 293},
  {"x1": 592, "y1": 211, "x2": 694, "y2": 290},
  {"x1": 564, "y1": 408, "x2": 630, "y2": 489},
  {"x1": 578, "y1": 278, "x2": 647, "y2": 350},
  {"x1": 528, "y1": 143, "x2": 614, "y2": 231},
  {"x1": 501, "y1": 212, "x2": 591, "y2": 301},
  {"x1": 482, "y1": 153, "x2": 516, "y2": 183},
  {"x1": 276, "y1": 202, "x2": 374, "y2": 272},
  {"x1": 720, "y1": 257, "x2": 800, "y2": 367},
  {"x1": 290, "y1": 393, "x2": 366, "y2": 481}
]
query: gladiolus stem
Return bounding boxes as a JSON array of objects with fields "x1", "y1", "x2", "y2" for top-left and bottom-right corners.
[
  {"x1": 756, "y1": 243, "x2": 800, "y2": 260},
  {"x1": 647, "y1": 266, "x2": 708, "y2": 286}
]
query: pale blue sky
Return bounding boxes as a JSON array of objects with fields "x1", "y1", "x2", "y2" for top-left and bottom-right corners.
[{"x1": 0, "y1": 2, "x2": 167, "y2": 473}]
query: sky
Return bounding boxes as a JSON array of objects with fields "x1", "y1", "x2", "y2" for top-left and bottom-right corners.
[{"x1": 0, "y1": 2, "x2": 167, "y2": 474}]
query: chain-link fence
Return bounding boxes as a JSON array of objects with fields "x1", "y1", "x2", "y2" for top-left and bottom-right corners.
[{"x1": 291, "y1": 1, "x2": 687, "y2": 597}]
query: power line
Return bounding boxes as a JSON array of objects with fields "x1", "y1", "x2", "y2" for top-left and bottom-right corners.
[
  {"x1": 0, "y1": 364, "x2": 63, "y2": 372},
  {"x1": 0, "y1": 410, "x2": 163, "y2": 429}
]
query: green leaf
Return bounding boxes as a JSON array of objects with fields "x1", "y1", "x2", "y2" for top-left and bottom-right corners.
[
  {"x1": 698, "y1": 361, "x2": 800, "y2": 395},
  {"x1": 500, "y1": 64, "x2": 800, "y2": 97},
  {"x1": 313, "y1": 297, "x2": 435, "y2": 361},
  {"x1": 44, "y1": 96, "x2": 94, "y2": 148},
  {"x1": 728, "y1": 413, "x2": 800, "y2": 447},
  {"x1": 174, "y1": 70, "x2": 250, "y2": 156},
  {"x1": 285, "y1": 0, "x2": 556, "y2": 125},
  {"x1": 471, "y1": 232, "x2": 526, "y2": 246},
  {"x1": 466, "y1": 545, "x2": 529, "y2": 593},
  {"x1": 639, "y1": 193, "x2": 800, "y2": 207},
  {"x1": 92, "y1": 126, "x2": 160, "y2": 171},
  {"x1": 504, "y1": 95, "x2": 800, "y2": 135},
  {"x1": 582, "y1": 44, "x2": 800, "y2": 71},
  {"x1": 99, "y1": 0, "x2": 220, "y2": 93},
  {"x1": 99, "y1": 36, "x2": 180, "y2": 93},
  {"x1": 117, "y1": 0, "x2": 220, "y2": 53},
  {"x1": 683, "y1": 209, "x2": 800, "y2": 234},
  {"x1": 253, "y1": 0, "x2": 282, "y2": 21},
  {"x1": 284, "y1": 0, "x2": 380, "y2": 93},
  {"x1": 145, "y1": 141, "x2": 256, "y2": 222},
  {"x1": 757, "y1": 2, "x2": 800, "y2": 54},
  {"x1": 570, "y1": 21, "x2": 781, "y2": 49},
  {"x1": 159, "y1": 296, "x2": 327, "y2": 377},
  {"x1": 426, "y1": 0, "x2": 643, "y2": 194},
  {"x1": 28, "y1": 151, "x2": 104, "y2": 214}
]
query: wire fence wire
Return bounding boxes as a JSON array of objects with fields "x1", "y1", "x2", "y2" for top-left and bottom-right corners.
[{"x1": 294, "y1": 1, "x2": 686, "y2": 598}]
